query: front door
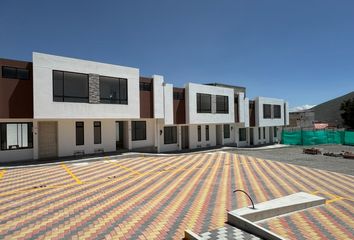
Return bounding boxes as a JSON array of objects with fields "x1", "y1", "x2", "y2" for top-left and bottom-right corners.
[
  {"x1": 38, "y1": 121, "x2": 58, "y2": 159},
  {"x1": 181, "y1": 126, "x2": 189, "y2": 149}
]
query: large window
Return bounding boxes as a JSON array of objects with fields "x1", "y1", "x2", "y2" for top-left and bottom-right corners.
[
  {"x1": 273, "y1": 105, "x2": 281, "y2": 118},
  {"x1": 164, "y1": 126, "x2": 177, "y2": 144},
  {"x1": 100, "y1": 76, "x2": 128, "y2": 104},
  {"x1": 205, "y1": 125, "x2": 209, "y2": 141},
  {"x1": 94, "y1": 121, "x2": 101, "y2": 144},
  {"x1": 224, "y1": 124, "x2": 230, "y2": 139},
  {"x1": 216, "y1": 95, "x2": 229, "y2": 114},
  {"x1": 76, "y1": 122, "x2": 84, "y2": 146},
  {"x1": 53, "y1": 70, "x2": 89, "y2": 103},
  {"x1": 239, "y1": 128, "x2": 246, "y2": 141},
  {"x1": 197, "y1": 93, "x2": 211, "y2": 113},
  {"x1": 263, "y1": 104, "x2": 271, "y2": 119},
  {"x1": 197, "y1": 125, "x2": 201, "y2": 142},
  {"x1": 0, "y1": 123, "x2": 33, "y2": 150},
  {"x1": 132, "y1": 121, "x2": 146, "y2": 141},
  {"x1": 2, "y1": 66, "x2": 30, "y2": 80}
]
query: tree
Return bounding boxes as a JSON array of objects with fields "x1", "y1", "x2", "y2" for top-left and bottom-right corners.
[{"x1": 340, "y1": 98, "x2": 354, "y2": 129}]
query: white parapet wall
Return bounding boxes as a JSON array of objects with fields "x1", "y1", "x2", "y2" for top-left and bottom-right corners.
[
  {"x1": 185, "y1": 83, "x2": 234, "y2": 124},
  {"x1": 255, "y1": 96, "x2": 287, "y2": 127},
  {"x1": 32, "y1": 52, "x2": 140, "y2": 119}
]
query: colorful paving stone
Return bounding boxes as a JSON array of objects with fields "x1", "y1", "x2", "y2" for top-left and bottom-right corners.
[{"x1": 0, "y1": 152, "x2": 353, "y2": 239}]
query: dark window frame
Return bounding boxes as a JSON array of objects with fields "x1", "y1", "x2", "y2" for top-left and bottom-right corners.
[
  {"x1": 197, "y1": 93, "x2": 212, "y2": 113},
  {"x1": 164, "y1": 126, "x2": 177, "y2": 144},
  {"x1": 53, "y1": 70, "x2": 89, "y2": 103},
  {"x1": 0, "y1": 122, "x2": 33, "y2": 151},
  {"x1": 273, "y1": 105, "x2": 281, "y2": 119},
  {"x1": 76, "y1": 122, "x2": 85, "y2": 146},
  {"x1": 224, "y1": 124, "x2": 230, "y2": 139},
  {"x1": 258, "y1": 127, "x2": 261, "y2": 140},
  {"x1": 263, "y1": 104, "x2": 272, "y2": 119},
  {"x1": 197, "y1": 125, "x2": 201, "y2": 142},
  {"x1": 2, "y1": 66, "x2": 30, "y2": 80},
  {"x1": 216, "y1": 95, "x2": 229, "y2": 114},
  {"x1": 139, "y1": 82, "x2": 152, "y2": 91},
  {"x1": 100, "y1": 75, "x2": 128, "y2": 104},
  {"x1": 239, "y1": 128, "x2": 246, "y2": 141},
  {"x1": 94, "y1": 121, "x2": 102, "y2": 144},
  {"x1": 274, "y1": 127, "x2": 277, "y2": 137},
  {"x1": 205, "y1": 125, "x2": 209, "y2": 141},
  {"x1": 132, "y1": 121, "x2": 146, "y2": 141},
  {"x1": 173, "y1": 92, "x2": 185, "y2": 100},
  {"x1": 263, "y1": 127, "x2": 266, "y2": 139}
]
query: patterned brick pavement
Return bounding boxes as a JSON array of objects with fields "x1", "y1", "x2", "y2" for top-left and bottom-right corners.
[{"x1": 0, "y1": 152, "x2": 353, "y2": 239}]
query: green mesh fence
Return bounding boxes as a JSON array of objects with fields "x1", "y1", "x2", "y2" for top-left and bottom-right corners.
[
  {"x1": 281, "y1": 129, "x2": 354, "y2": 146},
  {"x1": 345, "y1": 131, "x2": 354, "y2": 146}
]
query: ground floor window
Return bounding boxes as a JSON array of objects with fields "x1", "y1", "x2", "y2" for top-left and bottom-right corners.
[
  {"x1": 258, "y1": 127, "x2": 261, "y2": 140},
  {"x1": 94, "y1": 121, "x2": 101, "y2": 144},
  {"x1": 274, "y1": 127, "x2": 277, "y2": 138},
  {"x1": 224, "y1": 124, "x2": 230, "y2": 139},
  {"x1": 0, "y1": 123, "x2": 33, "y2": 150},
  {"x1": 132, "y1": 121, "x2": 146, "y2": 141},
  {"x1": 164, "y1": 126, "x2": 177, "y2": 144},
  {"x1": 205, "y1": 125, "x2": 209, "y2": 141},
  {"x1": 76, "y1": 122, "x2": 84, "y2": 146},
  {"x1": 197, "y1": 125, "x2": 201, "y2": 142},
  {"x1": 239, "y1": 128, "x2": 246, "y2": 141},
  {"x1": 263, "y1": 127, "x2": 266, "y2": 139}
]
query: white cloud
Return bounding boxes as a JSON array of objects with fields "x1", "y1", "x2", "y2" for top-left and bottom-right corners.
[{"x1": 290, "y1": 104, "x2": 316, "y2": 112}]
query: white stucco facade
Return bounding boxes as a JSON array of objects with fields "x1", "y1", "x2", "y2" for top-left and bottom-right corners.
[
  {"x1": 33, "y1": 52, "x2": 140, "y2": 119},
  {"x1": 185, "y1": 83, "x2": 234, "y2": 124},
  {"x1": 0, "y1": 52, "x2": 290, "y2": 162}
]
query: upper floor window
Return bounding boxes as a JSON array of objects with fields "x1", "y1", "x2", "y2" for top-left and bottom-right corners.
[
  {"x1": 100, "y1": 76, "x2": 128, "y2": 104},
  {"x1": 263, "y1": 104, "x2": 271, "y2": 119},
  {"x1": 53, "y1": 70, "x2": 89, "y2": 103},
  {"x1": 197, "y1": 93, "x2": 211, "y2": 113},
  {"x1": 173, "y1": 92, "x2": 184, "y2": 100},
  {"x1": 2, "y1": 66, "x2": 29, "y2": 80},
  {"x1": 216, "y1": 95, "x2": 229, "y2": 114},
  {"x1": 273, "y1": 105, "x2": 281, "y2": 118},
  {"x1": 139, "y1": 82, "x2": 152, "y2": 91}
]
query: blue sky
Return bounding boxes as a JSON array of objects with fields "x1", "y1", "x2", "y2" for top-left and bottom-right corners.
[{"x1": 1, "y1": 0, "x2": 353, "y2": 110}]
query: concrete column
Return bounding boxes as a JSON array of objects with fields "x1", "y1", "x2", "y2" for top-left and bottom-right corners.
[{"x1": 89, "y1": 74, "x2": 100, "y2": 103}]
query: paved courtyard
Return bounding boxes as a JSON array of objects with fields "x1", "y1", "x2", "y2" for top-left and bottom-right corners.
[{"x1": 0, "y1": 152, "x2": 353, "y2": 239}]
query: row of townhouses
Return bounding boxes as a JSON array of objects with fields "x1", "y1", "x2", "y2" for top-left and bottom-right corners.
[{"x1": 0, "y1": 53, "x2": 289, "y2": 162}]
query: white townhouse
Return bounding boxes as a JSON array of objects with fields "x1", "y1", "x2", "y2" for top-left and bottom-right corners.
[{"x1": 0, "y1": 53, "x2": 289, "y2": 162}]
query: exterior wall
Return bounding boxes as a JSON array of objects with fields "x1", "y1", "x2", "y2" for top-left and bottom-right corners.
[
  {"x1": 131, "y1": 119, "x2": 155, "y2": 150},
  {"x1": 223, "y1": 124, "x2": 236, "y2": 145},
  {"x1": 188, "y1": 124, "x2": 217, "y2": 149},
  {"x1": 158, "y1": 123, "x2": 180, "y2": 152},
  {"x1": 0, "y1": 59, "x2": 33, "y2": 118},
  {"x1": 57, "y1": 119, "x2": 116, "y2": 157},
  {"x1": 284, "y1": 102, "x2": 289, "y2": 126},
  {"x1": 153, "y1": 75, "x2": 164, "y2": 119},
  {"x1": 255, "y1": 97, "x2": 287, "y2": 127},
  {"x1": 163, "y1": 84, "x2": 174, "y2": 125},
  {"x1": 32, "y1": 52, "x2": 140, "y2": 119},
  {"x1": 185, "y1": 83, "x2": 234, "y2": 124}
]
